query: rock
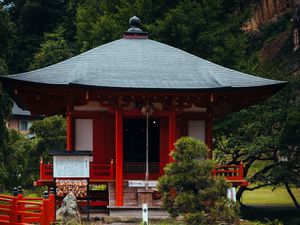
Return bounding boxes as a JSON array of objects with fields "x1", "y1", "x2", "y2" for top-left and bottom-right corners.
[
  {"x1": 59, "y1": 192, "x2": 81, "y2": 224},
  {"x1": 243, "y1": 0, "x2": 297, "y2": 32}
]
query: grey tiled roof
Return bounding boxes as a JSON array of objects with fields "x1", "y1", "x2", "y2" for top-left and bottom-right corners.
[
  {"x1": 12, "y1": 102, "x2": 31, "y2": 116},
  {"x1": 0, "y1": 38, "x2": 286, "y2": 89}
]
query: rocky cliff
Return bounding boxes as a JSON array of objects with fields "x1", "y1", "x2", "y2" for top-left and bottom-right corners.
[{"x1": 243, "y1": 0, "x2": 299, "y2": 31}]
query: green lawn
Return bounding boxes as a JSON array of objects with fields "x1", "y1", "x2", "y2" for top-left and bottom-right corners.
[
  {"x1": 241, "y1": 186, "x2": 300, "y2": 206},
  {"x1": 239, "y1": 186, "x2": 300, "y2": 225}
]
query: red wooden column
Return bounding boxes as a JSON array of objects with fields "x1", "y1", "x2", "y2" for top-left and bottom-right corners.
[
  {"x1": 66, "y1": 112, "x2": 73, "y2": 151},
  {"x1": 206, "y1": 111, "x2": 213, "y2": 159},
  {"x1": 93, "y1": 117, "x2": 102, "y2": 164},
  {"x1": 115, "y1": 109, "x2": 123, "y2": 206},
  {"x1": 168, "y1": 110, "x2": 176, "y2": 162},
  {"x1": 205, "y1": 95, "x2": 214, "y2": 159}
]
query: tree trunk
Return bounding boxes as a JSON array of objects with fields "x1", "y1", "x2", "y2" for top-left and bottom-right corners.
[
  {"x1": 236, "y1": 186, "x2": 246, "y2": 204},
  {"x1": 284, "y1": 182, "x2": 300, "y2": 209}
]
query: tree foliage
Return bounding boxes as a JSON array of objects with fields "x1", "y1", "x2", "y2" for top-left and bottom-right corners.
[
  {"x1": 1, "y1": 0, "x2": 67, "y2": 72},
  {"x1": 30, "y1": 27, "x2": 73, "y2": 70},
  {"x1": 148, "y1": 0, "x2": 250, "y2": 69},
  {"x1": 0, "y1": 6, "x2": 14, "y2": 190},
  {"x1": 0, "y1": 91, "x2": 13, "y2": 191},
  {"x1": 214, "y1": 67, "x2": 300, "y2": 207},
  {"x1": 158, "y1": 137, "x2": 239, "y2": 225},
  {"x1": 30, "y1": 115, "x2": 67, "y2": 154},
  {"x1": 1, "y1": 115, "x2": 66, "y2": 190},
  {"x1": 0, "y1": 5, "x2": 16, "y2": 74},
  {"x1": 76, "y1": 0, "x2": 122, "y2": 51}
]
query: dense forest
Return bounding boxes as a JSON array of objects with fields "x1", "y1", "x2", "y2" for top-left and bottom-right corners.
[{"x1": 0, "y1": 0, "x2": 299, "y2": 206}]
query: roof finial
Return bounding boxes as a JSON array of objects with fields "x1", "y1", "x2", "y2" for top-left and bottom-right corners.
[
  {"x1": 129, "y1": 16, "x2": 141, "y2": 28},
  {"x1": 127, "y1": 16, "x2": 142, "y2": 33},
  {"x1": 123, "y1": 16, "x2": 148, "y2": 39}
]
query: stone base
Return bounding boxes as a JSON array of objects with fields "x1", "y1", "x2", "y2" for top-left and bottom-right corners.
[
  {"x1": 137, "y1": 188, "x2": 153, "y2": 206},
  {"x1": 108, "y1": 182, "x2": 162, "y2": 207},
  {"x1": 107, "y1": 206, "x2": 168, "y2": 218}
]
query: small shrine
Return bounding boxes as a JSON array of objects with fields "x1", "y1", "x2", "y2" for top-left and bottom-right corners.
[{"x1": 0, "y1": 16, "x2": 287, "y2": 215}]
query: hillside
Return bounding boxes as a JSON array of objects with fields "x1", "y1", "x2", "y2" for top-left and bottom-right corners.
[
  {"x1": 243, "y1": 0, "x2": 300, "y2": 75},
  {"x1": 243, "y1": 0, "x2": 297, "y2": 31}
]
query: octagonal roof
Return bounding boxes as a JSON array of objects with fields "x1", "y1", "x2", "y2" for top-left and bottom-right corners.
[{"x1": 0, "y1": 37, "x2": 286, "y2": 91}]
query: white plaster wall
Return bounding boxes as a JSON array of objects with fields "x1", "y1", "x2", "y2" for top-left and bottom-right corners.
[
  {"x1": 188, "y1": 120, "x2": 205, "y2": 142},
  {"x1": 75, "y1": 119, "x2": 93, "y2": 151}
]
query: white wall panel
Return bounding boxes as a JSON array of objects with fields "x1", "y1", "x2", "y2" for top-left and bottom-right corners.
[
  {"x1": 188, "y1": 120, "x2": 205, "y2": 142},
  {"x1": 75, "y1": 119, "x2": 93, "y2": 151}
]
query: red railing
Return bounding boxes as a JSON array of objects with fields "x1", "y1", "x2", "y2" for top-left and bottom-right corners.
[
  {"x1": 38, "y1": 159, "x2": 247, "y2": 185},
  {"x1": 0, "y1": 189, "x2": 55, "y2": 225},
  {"x1": 38, "y1": 160, "x2": 160, "y2": 182},
  {"x1": 123, "y1": 162, "x2": 160, "y2": 174},
  {"x1": 212, "y1": 163, "x2": 244, "y2": 181},
  {"x1": 40, "y1": 159, "x2": 53, "y2": 180},
  {"x1": 123, "y1": 162, "x2": 160, "y2": 179},
  {"x1": 90, "y1": 159, "x2": 114, "y2": 180},
  {"x1": 38, "y1": 159, "x2": 114, "y2": 182}
]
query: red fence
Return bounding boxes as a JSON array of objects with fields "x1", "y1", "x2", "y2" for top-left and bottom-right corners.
[
  {"x1": 0, "y1": 188, "x2": 55, "y2": 225},
  {"x1": 212, "y1": 163, "x2": 244, "y2": 180},
  {"x1": 123, "y1": 162, "x2": 160, "y2": 180},
  {"x1": 90, "y1": 160, "x2": 114, "y2": 180},
  {"x1": 39, "y1": 159, "x2": 114, "y2": 182},
  {"x1": 38, "y1": 160, "x2": 248, "y2": 186},
  {"x1": 40, "y1": 161, "x2": 53, "y2": 180},
  {"x1": 123, "y1": 162, "x2": 160, "y2": 174},
  {"x1": 212, "y1": 162, "x2": 249, "y2": 186}
]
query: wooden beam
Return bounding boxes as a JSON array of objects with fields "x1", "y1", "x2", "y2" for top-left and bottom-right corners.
[
  {"x1": 71, "y1": 111, "x2": 102, "y2": 118},
  {"x1": 115, "y1": 109, "x2": 123, "y2": 206},
  {"x1": 123, "y1": 108, "x2": 170, "y2": 117}
]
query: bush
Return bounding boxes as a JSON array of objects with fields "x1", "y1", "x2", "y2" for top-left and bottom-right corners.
[{"x1": 158, "y1": 137, "x2": 239, "y2": 225}]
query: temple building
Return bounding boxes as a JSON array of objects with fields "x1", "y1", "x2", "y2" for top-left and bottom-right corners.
[
  {"x1": 0, "y1": 17, "x2": 287, "y2": 215},
  {"x1": 6, "y1": 102, "x2": 43, "y2": 136}
]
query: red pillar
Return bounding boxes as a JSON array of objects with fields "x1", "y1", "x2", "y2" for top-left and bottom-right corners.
[
  {"x1": 39, "y1": 158, "x2": 44, "y2": 180},
  {"x1": 115, "y1": 109, "x2": 123, "y2": 206},
  {"x1": 93, "y1": 118, "x2": 102, "y2": 163},
  {"x1": 205, "y1": 107, "x2": 213, "y2": 159},
  {"x1": 168, "y1": 110, "x2": 176, "y2": 162},
  {"x1": 66, "y1": 112, "x2": 73, "y2": 151}
]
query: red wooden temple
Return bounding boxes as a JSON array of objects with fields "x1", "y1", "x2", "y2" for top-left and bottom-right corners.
[{"x1": 0, "y1": 16, "x2": 287, "y2": 214}]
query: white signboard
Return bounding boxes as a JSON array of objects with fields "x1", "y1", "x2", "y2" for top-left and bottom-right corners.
[
  {"x1": 53, "y1": 155, "x2": 90, "y2": 178},
  {"x1": 128, "y1": 180, "x2": 158, "y2": 187}
]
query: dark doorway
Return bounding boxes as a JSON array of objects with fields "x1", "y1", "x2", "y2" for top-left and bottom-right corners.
[{"x1": 123, "y1": 118, "x2": 160, "y2": 162}]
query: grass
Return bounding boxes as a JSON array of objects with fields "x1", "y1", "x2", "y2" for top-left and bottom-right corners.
[
  {"x1": 239, "y1": 186, "x2": 300, "y2": 225},
  {"x1": 240, "y1": 186, "x2": 300, "y2": 206}
]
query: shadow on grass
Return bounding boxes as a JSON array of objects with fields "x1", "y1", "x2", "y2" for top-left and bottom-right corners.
[{"x1": 241, "y1": 205, "x2": 300, "y2": 225}]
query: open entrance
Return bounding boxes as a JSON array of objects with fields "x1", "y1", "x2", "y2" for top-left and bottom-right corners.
[
  {"x1": 124, "y1": 118, "x2": 160, "y2": 162},
  {"x1": 123, "y1": 118, "x2": 160, "y2": 176}
]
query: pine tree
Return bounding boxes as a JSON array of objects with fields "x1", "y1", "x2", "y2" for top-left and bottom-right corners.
[{"x1": 158, "y1": 137, "x2": 239, "y2": 225}]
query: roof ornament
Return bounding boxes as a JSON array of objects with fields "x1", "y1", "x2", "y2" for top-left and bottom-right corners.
[
  {"x1": 123, "y1": 16, "x2": 148, "y2": 39},
  {"x1": 128, "y1": 16, "x2": 142, "y2": 33}
]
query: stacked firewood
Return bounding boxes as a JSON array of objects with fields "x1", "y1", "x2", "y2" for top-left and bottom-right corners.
[{"x1": 56, "y1": 180, "x2": 88, "y2": 198}]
